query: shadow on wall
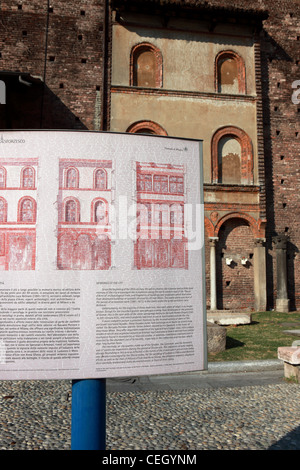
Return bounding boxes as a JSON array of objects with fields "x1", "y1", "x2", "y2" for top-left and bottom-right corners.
[
  {"x1": 0, "y1": 73, "x2": 87, "y2": 130},
  {"x1": 260, "y1": 30, "x2": 295, "y2": 310},
  {"x1": 287, "y1": 241, "x2": 299, "y2": 311}
]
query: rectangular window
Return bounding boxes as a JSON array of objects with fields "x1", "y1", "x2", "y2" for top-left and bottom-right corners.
[
  {"x1": 169, "y1": 176, "x2": 184, "y2": 193},
  {"x1": 153, "y1": 175, "x2": 168, "y2": 193},
  {"x1": 137, "y1": 174, "x2": 152, "y2": 191}
]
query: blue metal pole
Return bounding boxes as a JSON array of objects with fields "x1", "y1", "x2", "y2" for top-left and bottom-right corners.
[{"x1": 71, "y1": 379, "x2": 106, "y2": 450}]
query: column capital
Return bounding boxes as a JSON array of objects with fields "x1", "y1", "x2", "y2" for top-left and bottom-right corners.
[
  {"x1": 272, "y1": 233, "x2": 289, "y2": 250},
  {"x1": 254, "y1": 237, "x2": 266, "y2": 247},
  {"x1": 209, "y1": 237, "x2": 219, "y2": 247}
]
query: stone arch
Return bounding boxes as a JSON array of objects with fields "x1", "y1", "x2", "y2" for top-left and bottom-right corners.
[
  {"x1": 216, "y1": 214, "x2": 256, "y2": 310},
  {"x1": 126, "y1": 120, "x2": 168, "y2": 136},
  {"x1": 214, "y1": 212, "x2": 260, "y2": 238}
]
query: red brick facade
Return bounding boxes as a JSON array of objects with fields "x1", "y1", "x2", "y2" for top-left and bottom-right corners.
[{"x1": 0, "y1": 0, "x2": 299, "y2": 310}]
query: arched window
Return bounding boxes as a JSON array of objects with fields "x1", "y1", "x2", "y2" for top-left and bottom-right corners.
[
  {"x1": 92, "y1": 198, "x2": 108, "y2": 224},
  {"x1": 64, "y1": 198, "x2": 80, "y2": 223},
  {"x1": 218, "y1": 136, "x2": 241, "y2": 184},
  {"x1": 130, "y1": 43, "x2": 163, "y2": 88},
  {"x1": 0, "y1": 197, "x2": 7, "y2": 222},
  {"x1": 94, "y1": 168, "x2": 107, "y2": 190},
  {"x1": 65, "y1": 167, "x2": 79, "y2": 189},
  {"x1": 211, "y1": 126, "x2": 253, "y2": 185},
  {"x1": 215, "y1": 51, "x2": 246, "y2": 94},
  {"x1": 127, "y1": 120, "x2": 167, "y2": 136},
  {"x1": 0, "y1": 167, "x2": 7, "y2": 188},
  {"x1": 21, "y1": 167, "x2": 35, "y2": 188},
  {"x1": 19, "y1": 197, "x2": 36, "y2": 223}
]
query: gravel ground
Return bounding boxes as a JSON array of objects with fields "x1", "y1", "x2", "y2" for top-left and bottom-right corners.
[{"x1": 0, "y1": 379, "x2": 299, "y2": 450}]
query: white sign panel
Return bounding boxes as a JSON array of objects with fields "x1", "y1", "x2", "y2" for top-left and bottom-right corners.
[{"x1": 0, "y1": 130, "x2": 206, "y2": 380}]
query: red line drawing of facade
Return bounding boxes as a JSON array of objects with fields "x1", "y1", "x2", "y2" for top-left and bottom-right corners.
[
  {"x1": 0, "y1": 158, "x2": 38, "y2": 270},
  {"x1": 57, "y1": 159, "x2": 113, "y2": 270},
  {"x1": 134, "y1": 161, "x2": 188, "y2": 270}
]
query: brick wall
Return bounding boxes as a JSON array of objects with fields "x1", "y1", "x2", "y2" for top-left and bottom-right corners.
[
  {"x1": 0, "y1": 0, "x2": 106, "y2": 130},
  {"x1": 203, "y1": 0, "x2": 300, "y2": 310}
]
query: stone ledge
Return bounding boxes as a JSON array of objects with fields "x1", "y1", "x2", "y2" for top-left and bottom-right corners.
[
  {"x1": 277, "y1": 346, "x2": 300, "y2": 365},
  {"x1": 208, "y1": 310, "x2": 252, "y2": 326},
  {"x1": 283, "y1": 330, "x2": 300, "y2": 337},
  {"x1": 278, "y1": 346, "x2": 300, "y2": 383}
]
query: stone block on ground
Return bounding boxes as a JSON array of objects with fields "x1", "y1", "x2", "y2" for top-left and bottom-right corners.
[
  {"x1": 277, "y1": 346, "x2": 300, "y2": 383},
  {"x1": 207, "y1": 322, "x2": 226, "y2": 353},
  {"x1": 208, "y1": 310, "x2": 252, "y2": 326},
  {"x1": 283, "y1": 330, "x2": 300, "y2": 337},
  {"x1": 278, "y1": 346, "x2": 300, "y2": 365}
]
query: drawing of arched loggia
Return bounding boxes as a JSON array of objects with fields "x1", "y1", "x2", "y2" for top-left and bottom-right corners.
[
  {"x1": 57, "y1": 158, "x2": 113, "y2": 270},
  {"x1": 0, "y1": 159, "x2": 38, "y2": 271}
]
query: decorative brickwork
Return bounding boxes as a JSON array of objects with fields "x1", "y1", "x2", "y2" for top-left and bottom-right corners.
[{"x1": 127, "y1": 120, "x2": 168, "y2": 135}]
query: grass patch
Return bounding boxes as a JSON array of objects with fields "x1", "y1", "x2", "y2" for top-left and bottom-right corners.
[{"x1": 208, "y1": 311, "x2": 300, "y2": 362}]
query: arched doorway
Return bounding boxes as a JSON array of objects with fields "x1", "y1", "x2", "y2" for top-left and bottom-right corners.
[{"x1": 216, "y1": 217, "x2": 254, "y2": 310}]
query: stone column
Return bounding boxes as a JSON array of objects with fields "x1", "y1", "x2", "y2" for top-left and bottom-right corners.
[
  {"x1": 253, "y1": 238, "x2": 267, "y2": 311},
  {"x1": 273, "y1": 234, "x2": 290, "y2": 312},
  {"x1": 209, "y1": 237, "x2": 218, "y2": 311}
]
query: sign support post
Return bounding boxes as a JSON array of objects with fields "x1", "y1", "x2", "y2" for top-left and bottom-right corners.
[{"x1": 71, "y1": 378, "x2": 106, "y2": 450}]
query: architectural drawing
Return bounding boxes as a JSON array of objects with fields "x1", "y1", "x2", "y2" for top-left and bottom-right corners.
[
  {"x1": 134, "y1": 161, "x2": 188, "y2": 270},
  {"x1": 57, "y1": 159, "x2": 113, "y2": 270},
  {"x1": 0, "y1": 159, "x2": 38, "y2": 270}
]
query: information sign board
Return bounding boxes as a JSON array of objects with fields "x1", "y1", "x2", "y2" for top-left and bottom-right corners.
[{"x1": 0, "y1": 130, "x2": 206, "y2": 380}]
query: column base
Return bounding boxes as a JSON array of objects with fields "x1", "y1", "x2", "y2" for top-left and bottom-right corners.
[{"x1": 276, "y1": 298, "x2": 290, "y2": 313}]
